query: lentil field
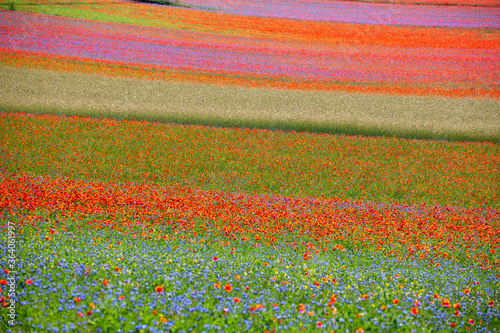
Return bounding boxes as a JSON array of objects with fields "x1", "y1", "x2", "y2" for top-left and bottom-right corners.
[{"x1": 0, "y1": 0, "x2": 499, "y2": 332}]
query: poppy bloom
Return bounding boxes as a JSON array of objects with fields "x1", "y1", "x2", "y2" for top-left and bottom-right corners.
[
  {"x1": 87, "y1": 311, "x2": 92, "y2": 316},
  {"x1": 89, "y1": 303, "x2": 95, "y2": 309},
  {"x1": 214, "y1": 283, "x2": 220, "y2": 289},
  {"x1": 381, "y1": 305, "x2": 387, "y2": 310},
  {"x1": 115, "y1": 267, "x2": 121, "y2": 273},
  {"x1": 74, "y1": 297, "x2": 81, "y2": 303},
  {"x1": 119, "y1": 295, "x2": 125, "y2": 300},
  {"x1": 450, "y1": 323, "x2": 456, "y2": 328},
  {"x1": 25, "y1": 279, "x2": 33, "y2": 285},
  {"x1": 234, "y1": 297, "x2": 240, "y2": 303},
  {"x1": 102, "y1": 279, "x2": 109, "y2": 287},
  {"x1": 4, "y1": 269, "x2": 9, "y2": 274},
  {"x1": 469, "y1": 319, "x2": 474, "y2": 325},
  {"x1": 488, "y1": 301, "x2": 495, "y2": 307},
  {"x1": 464, "y1": 288, "x2": 470, "y2": 294},
  {"x1": 453, "y1": 303, "x2": 460, "y2": 309},
  {"x1": 414, "y1": 300, "x2": 421, "y2": 307},
  {"x1": 256, "y1": 304, "x2": 264, "y2": 310},
  {"x1": 250, "y1": 306, "x2": 256, "y2": 312},
  {"x1": 155, "y1": 286, "x2": 163, "y2": 293},
  {"x1": 160, "y1": 317, "x2": 168, "y2": 323},
  {"x1": 0, "y1": 280, "x2": 6, "y2": 286},
  {"x1": 455, "y1": 310, "x2": 460, "y2": 316},
  {"x1": 317, "y1": 321, "x2": 322, "y2": 328},
  {"x1": 362, "y1": 294, "x2": 369, "y2": 299},
  {"x1": 411, "y1": 307, "x2": 419, "y2": 315},
  {"x1": 212, "y1": 256, "x2": 218, "y2": 261},
  {"x1": 442, "y1": 299, "x2": 451, "y2": 307},
  {"x1": 224, "y1": 284, "x2": 232, "y2": 292},
  {"x1": 393, "y1": 299, "x2": 399, "y2": 305}
]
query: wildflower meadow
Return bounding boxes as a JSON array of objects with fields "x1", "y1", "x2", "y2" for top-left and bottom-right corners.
[{"x1": 0, "y1": 0, "x2": 499, "y2": 332}]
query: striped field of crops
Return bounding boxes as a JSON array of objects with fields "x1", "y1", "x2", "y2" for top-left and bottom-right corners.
[{"x1": 0, "y1": 0, "x2": 499, "y2": 332}]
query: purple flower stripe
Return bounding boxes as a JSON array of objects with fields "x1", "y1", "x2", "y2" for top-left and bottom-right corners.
[{"x1": 179, "y1": 0, "x2": 500, "y2": 29}]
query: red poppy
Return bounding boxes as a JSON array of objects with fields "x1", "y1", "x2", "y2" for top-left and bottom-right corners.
[
  {"x1": 393, "y1": 299, "x2": 399, "y2": 305},
  {"x1": 0, "y1": 280, "x2": 6, "y2": 286},
  {"x1": 224, "y1": 284, "x2": 232, "y2": 292},
  {"x1": 212, "y1": 257, "x2": 218, "y2": 261},
  {"x1": 155, "y1": 286, "x2": 163, "y2": 293},
  {"x1": 102, "y1": 279, "x2": 109, "y2": 287},
  {"x1": 411, "y1": 307, "x2": 419, "y2": 315},
  {"x1": 234, "y1": 297, "x2": 240, "y2": 303},
  {"x1": 74, "y1": 297, "x2": 81, "y2": 303},
  {"x1": 25, "y1": 279, "x2": 33, "y2": 285}
]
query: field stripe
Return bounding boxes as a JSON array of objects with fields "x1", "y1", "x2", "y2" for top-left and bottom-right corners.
[
  {"x1": 1, "y1": 65, "x2": 499, "y2": 142},
  {"x1": 178, "y1": 0, "x2": 500, "y2": 28}
]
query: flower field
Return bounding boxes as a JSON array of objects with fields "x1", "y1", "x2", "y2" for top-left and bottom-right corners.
[
  {"x1": 0, "y1": 112, "x2": 499, "y2": 332},
  {"x1": 1, "y1": 0, "x2": 500, "y2": 332},
  {"x1": 1, "y1": 1, "x2": 500, "y2": 99}
]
